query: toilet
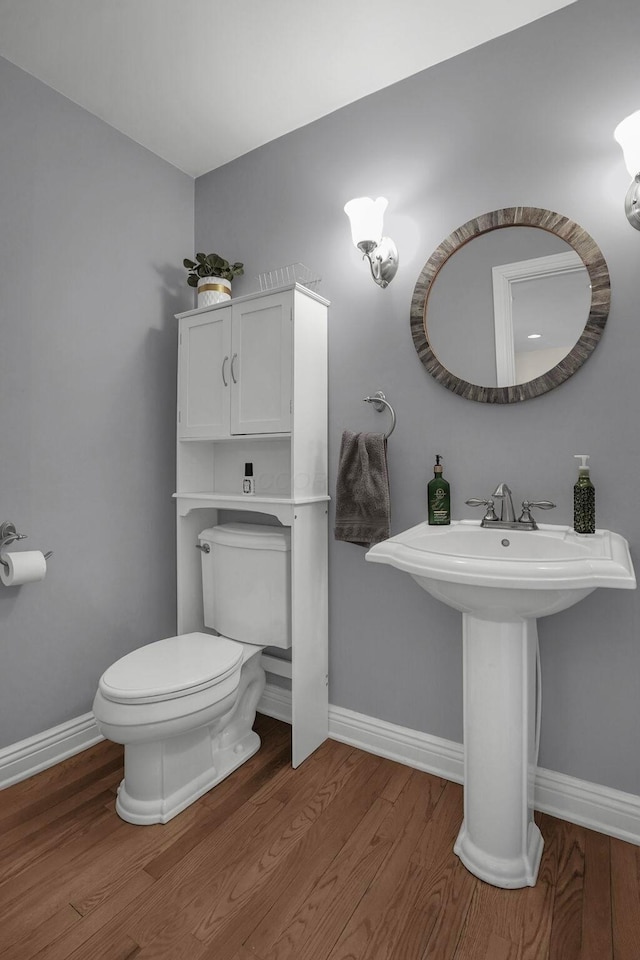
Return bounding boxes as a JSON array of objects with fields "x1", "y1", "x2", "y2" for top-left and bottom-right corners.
[{"x1": 92, "y1": 522, "x2": 291, "y2": 824}]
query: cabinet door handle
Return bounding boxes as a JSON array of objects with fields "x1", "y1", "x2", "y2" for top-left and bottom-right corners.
[
  {"x1": 231, "y1": 353, "x2": 239, "y2": 384},
  {"x1": 221, "y1": 355, "x2": 229, "y2": 386}
]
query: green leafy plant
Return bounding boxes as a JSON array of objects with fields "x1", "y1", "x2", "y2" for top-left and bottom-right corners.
[{"x1": 183, "y1": 253, "x2": 244, "y2": 287}]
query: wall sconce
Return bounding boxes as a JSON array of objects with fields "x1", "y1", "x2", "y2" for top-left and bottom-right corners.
[
  {"x1": 344, "y1": 197, "x2": 399, "y2": 288},
  {"x1": 614, "y1": 110, "x2": 640, "y2": 231}
]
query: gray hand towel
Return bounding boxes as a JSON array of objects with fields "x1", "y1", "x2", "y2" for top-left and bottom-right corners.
[{"x1": 334, "y1": 430, "x2": 391, "y2": 547}]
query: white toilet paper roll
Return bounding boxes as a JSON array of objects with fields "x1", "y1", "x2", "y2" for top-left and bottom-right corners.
[{"x1": 0, "y1": 550, "x2": 47, "y2": 586}]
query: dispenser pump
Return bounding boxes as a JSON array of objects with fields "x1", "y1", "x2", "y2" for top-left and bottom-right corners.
[
  {"x1": 434, "y1": 455, "x2": 443, "y2": 475},
  {"x1": 574, "y1": 454, "x2": 590, "y2": 474}
]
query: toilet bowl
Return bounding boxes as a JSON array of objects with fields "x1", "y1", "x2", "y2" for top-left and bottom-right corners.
[
  {"x1": 93, "y1": 632, "x2": 265, "y2": 824},
  {"x1": 92, "y1": 522, "x2": 290, "y2": 824}
]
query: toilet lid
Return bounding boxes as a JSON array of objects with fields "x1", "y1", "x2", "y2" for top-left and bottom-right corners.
[{"x1": 99, "y1": 632, "x2": 244, "y2": 704}]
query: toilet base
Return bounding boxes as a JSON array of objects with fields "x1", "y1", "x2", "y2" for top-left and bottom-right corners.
[
  {"x1": 114, "y1": 652, "x2": 265, "y2": 824},
  {"x1": 116, "y1": 728, "x2": 261, "y2": 824}
]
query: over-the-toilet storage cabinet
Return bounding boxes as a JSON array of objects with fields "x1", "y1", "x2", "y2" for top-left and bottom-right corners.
[{"x1": 174, "y1": 284, "x2": 329, "y2": 767}]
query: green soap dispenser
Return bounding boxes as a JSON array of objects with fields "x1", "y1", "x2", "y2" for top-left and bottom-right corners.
[
  {"x1": 428, "y1": 455, "x2": 451, "y2": 525},
  {"x1": 573, "y1": 454, "x2": 595, "y2": 534}
]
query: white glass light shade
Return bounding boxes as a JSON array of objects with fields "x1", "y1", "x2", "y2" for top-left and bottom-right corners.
[
  {"x1": 614, "y1": 111, "x2": 640, "y2": 177},
  {"x1": 344, "y1": 196, "x2": 388, "y2": 247}
]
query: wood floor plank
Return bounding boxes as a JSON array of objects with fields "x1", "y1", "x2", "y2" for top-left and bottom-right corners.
[
  {"x1": 0, "y1": 814, "x2": 125, "y2": 949},
  {"x1": 409, "y1": 778, "x2": 464, "y2": 870},
  {"x1": 611, "y1": 835, "x2": 640, "y2": 960},
  {"x1": 133, "y1": 929, "x2": 208, "y2": 959},
  {"x1": 581, "y1": 828, "x2": 612, "y2": 960},
  {"x1": 320, "y1": 770, "x2": 451, "y2": 960},
  {"x1": 243, "y1": 767, "x2": 397, "y2": 960},
  {"x1": 64, "y1": 930, "x2": 141, "y2": 960},
  {"x1": 544, "y1": 814, "x2": 586, "y2": 960},
  {"x1": 1, "y1": 903, "x2": 81, "y2": 960},
  {"x1": 0, "y1": 739, "x2": 123, "y2": 822},
  {"x1": 26, "y1": 871, "x2": 154, "y2": 960},
  {"x1": 263, "y1": 821, "x2": 392, "y2": 960},
  {"x1": 519, "y1": 879, "x2": 554, "y2": 960},
  {"x1": 411, "y1": 845, "x2": 476, "y2": 959},
  {"x1": 0, "y1": 753, "x2": 123, "y2": 836},
  {"x1": 0, "y1": 788, "x2": 116, "y2": 886},
  {"x1": 371, "y1": 780, "x2": 463, "y2": 960},
  {"x1": 453, "y1": 882, "x2": 526, "y2": 960},
  {"x1": 377, "y1": 758, "x2": 414, "y2": 803},
  {"x1": 0, "y1": 754, "x2": 122, "y2": 853}
]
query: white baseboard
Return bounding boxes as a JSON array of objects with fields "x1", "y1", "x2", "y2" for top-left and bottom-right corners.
[
  {"x1": 534, "y1": 766, "x2": 640, "y2": 847},
  {"x1": 4, "y1": 690, "x2": 640, "y2": 848},
  {"x1": 0, "y1": 713, "x2": 103, "y2": 790},
  {"x1": 258, "y1": 682, "x2": 293, "y2": 725}
]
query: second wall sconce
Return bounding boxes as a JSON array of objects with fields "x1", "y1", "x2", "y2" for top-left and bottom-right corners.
[
  {"x1": 614, "y1": 110, "x2": 640, "y2": 231},
  {"x1": 344, "y1": 196, "x2": 399, "y2": 288}
]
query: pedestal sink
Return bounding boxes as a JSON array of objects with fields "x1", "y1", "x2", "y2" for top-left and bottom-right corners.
[{"x1": 366, "y1": 520, "x2": 635, "y2": 888}]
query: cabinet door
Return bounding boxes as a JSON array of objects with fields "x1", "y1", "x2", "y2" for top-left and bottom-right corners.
[
  {"x1": 230, "y1": 294, "x2": 292, "y2": 434},
  {"x1": 178, "y1": 311, "x2": 231, "y2": 438}
]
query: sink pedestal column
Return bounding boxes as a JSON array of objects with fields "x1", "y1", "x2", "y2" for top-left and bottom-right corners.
[{"x1": 454, "y1": 613, "x2": 543, "y2": 888}]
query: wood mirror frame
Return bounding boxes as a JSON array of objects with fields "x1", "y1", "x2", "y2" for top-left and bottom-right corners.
[{"x1": 410, "y1": 207, "x2": 610, "y2": 403}]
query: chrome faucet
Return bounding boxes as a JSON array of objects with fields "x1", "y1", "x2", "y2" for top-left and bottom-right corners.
[
  {"x1": 465, "y1": 484, "x2": 556, "y2": 530},
  {"x1": 492, "y1": 483, "x2": 516, "y2": 523}
]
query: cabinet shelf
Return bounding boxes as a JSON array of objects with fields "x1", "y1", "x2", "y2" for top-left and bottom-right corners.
[
  {"x1": 179, "y1": 433, "x2": 291, "y2": 442},
  {"x1": 174, "y1": 492, "x2": 330, "y2": 504},
  {"x1": 173, "y1": 492, "x2": 329, "y2": 523}
]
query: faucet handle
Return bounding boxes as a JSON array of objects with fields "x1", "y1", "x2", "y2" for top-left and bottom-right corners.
[
  {"x1": 519, "y1": 500, "x2": 556, "y2": 523},
  {"x1": 465, "y1": 498, "x2": 498, "y2": 522}
]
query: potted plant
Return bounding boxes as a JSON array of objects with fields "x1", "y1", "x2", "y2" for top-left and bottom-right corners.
[{"x1": 183, "y1": 253, "x2": 244, "y2": 307}]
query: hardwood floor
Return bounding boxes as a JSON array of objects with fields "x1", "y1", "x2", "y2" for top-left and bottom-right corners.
[{"x1": 1, "y1": 714, "x2": 639, "y2": 959}]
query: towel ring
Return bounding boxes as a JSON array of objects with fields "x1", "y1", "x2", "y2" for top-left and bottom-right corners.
[{"x1": 363, "y1": 391, "x2": 396, "y2": 439}]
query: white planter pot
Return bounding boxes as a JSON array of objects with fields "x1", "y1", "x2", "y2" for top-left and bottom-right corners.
[{"x1": 197, "y1": 276, "x2": 231, "y2": 308}]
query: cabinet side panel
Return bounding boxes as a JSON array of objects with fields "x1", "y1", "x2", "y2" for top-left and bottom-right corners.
[
  {"x1": 291, "y1": 291, "x2": 328, "y2": 500},
  {"x1": 291, "y1": 502, "x2": 329, "y2": 765}
]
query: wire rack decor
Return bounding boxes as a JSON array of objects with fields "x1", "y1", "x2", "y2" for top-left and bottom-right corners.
[{"x1": 256, "y1": 262, "x2": 321, "y2": 293}]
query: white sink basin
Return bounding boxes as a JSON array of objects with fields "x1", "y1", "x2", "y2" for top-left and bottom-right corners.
[
  {"x1": 366, "y1": 520, "x2": 635, "y2": 622},
  {"x1": 366, "y1": 519, "x2": 635, "y2": 889}
]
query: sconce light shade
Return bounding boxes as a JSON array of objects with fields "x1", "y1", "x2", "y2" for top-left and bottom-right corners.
[
  {"x1": 614, "y1": 110, "x2": 640, "y2": 231},
  {"x1": 614, "y1": 111, "x2": 640, "y2": 177},
  {"x1": 344, "y1": 196, "x2": 399, "y2": 288},
  {"x1": 344, "y1": 197, "x2": 388, "y2": 246}
]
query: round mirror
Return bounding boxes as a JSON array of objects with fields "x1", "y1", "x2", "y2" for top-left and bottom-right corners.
[{"x1": 410, "y1": 208, "x2": 610, "y2": 402}]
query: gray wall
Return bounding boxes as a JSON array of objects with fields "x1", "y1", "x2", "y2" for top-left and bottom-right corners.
[
  {"x1": 0, "y1": 57, "x2": 194, "y2": 747},
  {"x1": 196, "y1": 0, "x2": 640, "y2": 795}
]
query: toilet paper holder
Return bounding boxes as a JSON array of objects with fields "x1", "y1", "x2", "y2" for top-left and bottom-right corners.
[{"x1": 0, "y1": 520, "x2": 53, "y2": 573}]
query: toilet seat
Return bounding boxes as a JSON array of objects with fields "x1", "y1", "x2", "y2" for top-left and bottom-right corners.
[{"x1": 99, "y1": 632, "x2": 243, "y2": 705}]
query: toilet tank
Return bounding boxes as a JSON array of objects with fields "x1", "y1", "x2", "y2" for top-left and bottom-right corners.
[{"x1": 198, "y1": 523, "x2": 291, "y2": 649}]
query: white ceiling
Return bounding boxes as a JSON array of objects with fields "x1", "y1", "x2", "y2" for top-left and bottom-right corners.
[{"x1": 0, "y1": 0, "x2": 577, "y2": 178}]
